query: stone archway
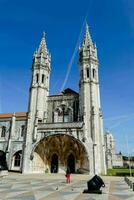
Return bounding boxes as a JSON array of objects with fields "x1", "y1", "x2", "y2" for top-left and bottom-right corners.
[{"x1": 31, "y1": 134, "x2": 89, "y2": 173}]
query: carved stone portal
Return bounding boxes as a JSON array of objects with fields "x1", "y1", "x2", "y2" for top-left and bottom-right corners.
[{"x1": 32, "y1": 134, "x2": 89, "y2": 174}]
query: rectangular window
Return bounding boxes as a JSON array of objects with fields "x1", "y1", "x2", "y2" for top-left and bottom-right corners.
[{"x1": 86, "y1": 68, "x2": 89, "y2": 78}]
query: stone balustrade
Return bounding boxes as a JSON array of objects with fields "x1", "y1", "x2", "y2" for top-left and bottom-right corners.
[{"x1": 38, "y1": 122, "x2": 83, "y2": 130}]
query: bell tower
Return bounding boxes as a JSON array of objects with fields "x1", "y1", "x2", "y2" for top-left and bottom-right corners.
[
  {"x1": 79, "y1": 24, "x2": 106, "y2": 174},
  {"x1": 29, "y1": 32, "x2": 51, "y2": 122},
  {"x1": 22, "y1": 33, "x2": 51, "y2": 173}
]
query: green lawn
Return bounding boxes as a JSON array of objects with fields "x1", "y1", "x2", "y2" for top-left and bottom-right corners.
[{"x1": 107, "y1": 168, "x2": 134, "y2": 176}]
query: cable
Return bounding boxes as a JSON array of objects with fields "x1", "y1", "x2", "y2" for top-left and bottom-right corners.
[{"x1": 60, "y1": 1, "x2": 92, "y2": 92}]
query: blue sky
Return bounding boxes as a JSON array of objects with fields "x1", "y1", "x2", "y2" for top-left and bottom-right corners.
[{"x1": 0, "y1": 0, "x2": 134, "y2": 155}]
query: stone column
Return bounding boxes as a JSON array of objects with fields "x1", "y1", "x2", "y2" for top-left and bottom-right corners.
[
  {"x1": 22, "y1": 113, "x2": 33, "y2": 173},
  {"x1": 6, "y1": 113, "x2": 16, "y2": 170}
]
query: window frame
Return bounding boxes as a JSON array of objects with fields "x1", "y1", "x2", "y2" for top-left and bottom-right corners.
[
  {"x1": 21, "y1": 125, "x2": 25, "y2": 137},
  {"x1": 1, "y1": 126, "x2": 6, "y2": 137},
  {"x1": 86, "y1": 68, "x2": 89, "y2": 78},
  {"x1": 36, "y1": 73, "x2": 39, "y2": 83},
  {"x1": 42, "y1": 74, "x2": 45, "y2": 83}
]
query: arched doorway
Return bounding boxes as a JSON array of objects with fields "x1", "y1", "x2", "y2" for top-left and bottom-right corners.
[
  {"x1": 11, "y1": 150, "x2": 22, "y2": 171},
  {"x1": 0, "y1": 150, "x2": 8, "y2": 170},
  {"x1": 67, "y1": 153, "x2": 75, "y2": 173},
  {"x1": 51, "y1": 154, "x2": 58, "y2": 173},
  {"x1": 14, "y1": 151, "x2": 21, "y2": 167}
]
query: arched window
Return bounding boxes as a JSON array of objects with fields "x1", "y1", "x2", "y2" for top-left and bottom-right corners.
[
  {"x1": 54, "y1": 106, "x2": 73, "y2": 123},
  {"x1": 81, "y1": 70, "x2": 83, "y2": 79},
  {"x1": 1, "y1": 126, "x2": 6, "y2": 137},
  {"x1": 14, "y1": 151, "x2": 22, "y2": 167},
  {"x1": 21, "y1": 125, "x2": 25, "y2": 137},
  {"x1": 86, "y1": 68, "x2": 89, "y2": 78},
  {"x1": 64, "y1": 110, "x2": 69, "y2": 122},
  {"x1": 64, "y1": 108, "x2": 72, "y2": 122},
  {"x1": 57, "y1": 109, "x2": 63, "y2": 122},
  {"x1": 42, "y1": 74, "x2": 44, "y2": 83},
  {"x1": 93, "y1": 69, "x2": 96, "y2": 79},
  {"x1": 54, "y1": 107, "x2": 62, "y2": 123},
  {"x1": 36, "y1": 73, "x2": 39, "y2": 83},
  {"x1": 14, "y1": 154, "x2": 21, "y2": 166}
]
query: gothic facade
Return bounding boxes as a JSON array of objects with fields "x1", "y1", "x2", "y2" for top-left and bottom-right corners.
[
  {"x1": 104, "y1": 131, "x2": 123, "y2": 169},
  {"x1": 0, "y1": 24, "x2": 106, "y2": 175}
]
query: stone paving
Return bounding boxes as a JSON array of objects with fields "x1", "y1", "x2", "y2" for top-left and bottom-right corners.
[{"x1": 0, "y1": 173, "x2": 134, "y2": 200}]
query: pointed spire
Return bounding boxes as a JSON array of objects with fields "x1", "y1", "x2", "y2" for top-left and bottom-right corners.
[
  {"x1": 82, "y1": 23, "x2": 93, "y2": 47},
  {"x1": 37, "y1": 32, "x2": 49, "y2": 56}
]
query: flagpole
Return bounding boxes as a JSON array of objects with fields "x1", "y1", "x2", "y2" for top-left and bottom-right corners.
[{"x1": 125, "y1": 134, "x2": 132, "y2": 177}]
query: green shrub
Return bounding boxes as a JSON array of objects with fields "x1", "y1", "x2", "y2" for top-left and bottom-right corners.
[{"x1": 107, "y1": 168, "x2": 134, "y2": 176}]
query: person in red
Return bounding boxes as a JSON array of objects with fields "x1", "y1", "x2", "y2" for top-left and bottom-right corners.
[{"x1": 65, "y1": 168, "x2": 71, "y2": 184}]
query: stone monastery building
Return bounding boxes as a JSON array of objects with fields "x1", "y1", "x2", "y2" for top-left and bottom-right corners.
[{"x1": 0, "y1": 24, "x2": 106, "y2": 175}]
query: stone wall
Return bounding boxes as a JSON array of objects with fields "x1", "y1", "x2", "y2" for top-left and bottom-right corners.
[{"x1": 0, "y1": 114, "x2": 26, "y2": 171}]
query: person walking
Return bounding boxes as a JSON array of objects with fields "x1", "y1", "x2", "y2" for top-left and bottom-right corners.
[{"x1": 65, "y1": 168, "x2": 71, "y2": 184}]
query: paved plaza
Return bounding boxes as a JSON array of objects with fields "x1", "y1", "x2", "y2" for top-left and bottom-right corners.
[{"x1": 0, "y1": 173, "x2": 134, "y2": 200}]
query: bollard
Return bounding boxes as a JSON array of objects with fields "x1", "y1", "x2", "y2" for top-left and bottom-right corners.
[
  {"x1": 129, "y1": 180, "x2": 131, "y2": 187},
  {"x1": 130, "y1": 181, "x2": 132, "y2": 189},
  {"x1": 128, "y1": 180, "x2": 131, "y2": 187},
  {"x1": 133, "y1": 183, "x2": 134, "y2": 191}
]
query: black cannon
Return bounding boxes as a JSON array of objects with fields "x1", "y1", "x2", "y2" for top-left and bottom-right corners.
[{"x1": 83, "y1": 175, "x2": 105, "y2": 194}]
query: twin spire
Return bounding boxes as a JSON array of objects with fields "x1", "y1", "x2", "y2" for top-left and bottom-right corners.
[
  {"x1": 38, "y1": 32, "x2": 48, "y2": 54},
  {"x1": 35, "y1": 23, "x2": 93, "y2": 58},
  {"x1": 37, "y1": 23, "x2": 93, "y2": 53},
  {"x1": 35, "y1": 32, "x2": 50, "y2": 60},
  {"x1": 82, "y1": 23, "x2": 93, "y2": 48}
]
